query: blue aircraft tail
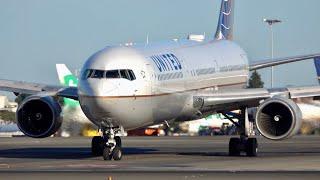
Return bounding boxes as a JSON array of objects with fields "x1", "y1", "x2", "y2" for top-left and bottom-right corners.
[
  {"x1": 314, "y1": 57, "x2": 320, "y2": 83},
  {"x1": 215, "y1": 0, "x2": 235, "y2": 40}
]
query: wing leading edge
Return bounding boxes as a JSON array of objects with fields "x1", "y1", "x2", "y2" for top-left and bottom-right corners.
[
  {"x1": 194, "y1": 86, "x2": 320, "y2": 112},
  {"x1": 0, "y1": 79, "x2": 78, "y2": 100},
  {"x1": 249, "y1": 53, "x2": 320, "y2": 71}
]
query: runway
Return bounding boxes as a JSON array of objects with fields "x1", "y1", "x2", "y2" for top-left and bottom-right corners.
[{"x1": 0, "y1": 136, "x2": 320, "y2": 179}]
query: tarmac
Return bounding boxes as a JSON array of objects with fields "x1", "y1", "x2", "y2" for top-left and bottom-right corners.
[{"x1": 0, "y1": 136, "x2": 320, "y2": 179}]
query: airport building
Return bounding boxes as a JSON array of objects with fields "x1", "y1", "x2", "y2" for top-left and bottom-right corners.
[{"x1": 0, "y1": 95, "x2": 17, "y2": 112}]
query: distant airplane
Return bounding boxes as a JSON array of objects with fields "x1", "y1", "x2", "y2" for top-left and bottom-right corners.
[
  {"x1": 56, "y1": 64, "x2": 79, "y2": 107},
  {"x1": 1, "y1": 0, "x2": 320, "y2": 161}
]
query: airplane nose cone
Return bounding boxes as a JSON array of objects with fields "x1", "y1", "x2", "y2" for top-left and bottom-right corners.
[{"x1": 79, "y1": 79, "x2": 118, "y2": 97}]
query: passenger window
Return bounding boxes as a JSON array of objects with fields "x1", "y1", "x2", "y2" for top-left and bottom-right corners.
[
  {"x1": 128, "y1": 70, "x2": 136, "y2": 80},
  {"x1": 106, "y1": 70, "x2": 120, "y2": 78},
  {"x1": 92, "y1": 70, "x2": 105, "y2": 79}
]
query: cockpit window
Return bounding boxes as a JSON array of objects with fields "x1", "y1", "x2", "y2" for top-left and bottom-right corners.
[
  {"x1": 120, "y1": 70, "x2": 129, "y2": 80},
  {"x1": 119, "y1": 69, "x2": 136, "y2": 81},
  {"x1": 128, "y1": 70, "x2": 136, "y2": 80},
  {"x1": 106, "y1": 70, "x2": 120, "y2": 78},
  {"x1": 82, "y1": 69, "x2": 94, "y2": 80},
  {"x1": 92, "y1": 70, "x2": 105, "y2": 79},
  {"x1": 82, "y1": 69, "x2": 136, "y2": 81}
]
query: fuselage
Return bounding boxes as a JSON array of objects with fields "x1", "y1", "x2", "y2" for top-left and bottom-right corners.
[{"x1": 78, "y1": 39, "x2": 249, "y2": 130}]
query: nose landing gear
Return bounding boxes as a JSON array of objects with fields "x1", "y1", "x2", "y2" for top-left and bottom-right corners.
[
  {"x1": 91, "y1": 136, "x2": 104, "y2": 156},
  {"x1": 91, "y1": 127, "x2": 123, "y2": 161}
]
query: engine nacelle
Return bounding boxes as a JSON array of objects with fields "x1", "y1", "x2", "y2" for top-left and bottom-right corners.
[
  {"x1": 17, "y1": 95, "x2": 62, "y2": 138},
  {"x1": 255, "y1": 97, "x2": 302, "y2": 140}
]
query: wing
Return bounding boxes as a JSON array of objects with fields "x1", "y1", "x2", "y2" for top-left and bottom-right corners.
[
  {"x1": 0, "y1": 79, "x2": 78, "y2": 100},
  {"x1": 249, "y1": 53, "x2": 320, "y2": 71},
  {"x1": 194, "y1": 86, "x2": 320, "y2": 112}
]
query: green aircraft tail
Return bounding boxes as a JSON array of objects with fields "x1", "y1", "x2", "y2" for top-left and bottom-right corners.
[{"x1": 56, "y1": 64, "x2": 79, "y2": 107}]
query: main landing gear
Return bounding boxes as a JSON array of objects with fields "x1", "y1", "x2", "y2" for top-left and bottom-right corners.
[
  {"x1": 221, "y1": 108, "x2": 258, "y2": 157},
  {"x1": 229, "y1": 136, "x2": 258, "y2": 157},
  {"x1": 91, "y1": 127, "x2": 123, "y2": 161}
]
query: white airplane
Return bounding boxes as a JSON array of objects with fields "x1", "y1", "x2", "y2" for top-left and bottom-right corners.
[{"x1": 1, "y1": 0, "x2": 320, "y2": 161}]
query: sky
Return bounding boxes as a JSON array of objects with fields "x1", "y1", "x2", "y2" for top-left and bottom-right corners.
[{"x1": 0, "y1": 0, "x2": 320, "y2": 96}]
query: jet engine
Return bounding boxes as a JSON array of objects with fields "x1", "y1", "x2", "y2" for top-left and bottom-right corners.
[
  {"x1": 16, "y1": 95, "x2": 62, "y2": 138},
  {"x1": 255, "y1": 97, "x2": 302, "y2": 140}
]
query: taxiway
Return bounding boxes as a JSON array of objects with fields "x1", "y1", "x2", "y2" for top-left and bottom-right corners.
[{"x1": 0, "y1": 136, "x2": 319, "y2": 179}]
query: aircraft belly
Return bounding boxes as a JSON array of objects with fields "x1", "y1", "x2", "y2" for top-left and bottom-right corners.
[
  {"x1": 80, "y1": 96, "x2": 154, "y2": 130},
  {"x1": 151, "y1": 93, "x2": 189, "y2": 123}
]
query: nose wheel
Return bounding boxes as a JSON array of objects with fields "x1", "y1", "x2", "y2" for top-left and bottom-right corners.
[
  {"x1": 102, "y1": 141, "x2": 123, "y2": 161},
  {"x1": 91, "y1": 127, "x2": 123, "y2": 161},
  {"x1": 91, "y1": 136, "x2": 104, "y2": 156}
]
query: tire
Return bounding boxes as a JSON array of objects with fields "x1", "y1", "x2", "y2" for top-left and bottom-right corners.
[
  {"x1": 91, "y1": 136, "x2": 104, "y2": 156},
  {"x1": 246, "y1": 138, "x2": 258, "y2": 157},
  {"x1": 112, "y1": 146, "x2": 122, "y2": 161},
  {"x1": 229, "y1": 138, "x2": 241, "y2": 156},
  {"x1": 103, "y1": 147, "x2": 112, "y2": 160},
  {"x1": 115, "y1": 136, "x2": 122, "y2": 147}
]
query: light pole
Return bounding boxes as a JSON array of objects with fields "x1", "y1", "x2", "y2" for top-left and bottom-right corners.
[{"x1": 263, "y1": 19, "x2": 282, "y2": 88}]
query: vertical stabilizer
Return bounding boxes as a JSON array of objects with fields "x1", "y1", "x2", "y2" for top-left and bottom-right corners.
[
  {"x1": 56, "y1": 64, "x2": 79, "y2": 107},
  {"x1": 314, "y1": 57, "x2": 320, "y2": 83},
  {"x1": 56, "y1": 64, "x2": 77, "y2": 87},
  {"x1": 215, "y1": 0, "x2": 235, "y2": 40}
]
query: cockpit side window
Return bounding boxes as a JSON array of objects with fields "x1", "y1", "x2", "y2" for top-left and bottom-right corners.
[
  {"x1": 82, "y1": 69, "x2": 94, "y2": 80},
  {"x1": 119, "y1": 69, "x2": 136, "y2": 81},
  {"x1": 92, "y1": 70, "x2": 105, "y2": 79},
  {"x1": 128, "y1": 70, "x2": 136, "y2": 80},
  {"x1": 120, "y1": 70, "x2": 129, "y2": 80},
  {"x1": 106, "y1": 70, "x2": 120, "y2": 78}
]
